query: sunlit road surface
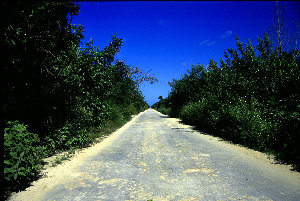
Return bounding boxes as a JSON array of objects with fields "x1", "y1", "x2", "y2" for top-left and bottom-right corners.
[{"x1": 42, "y1": 109, "x2": 300, "y2": 201}]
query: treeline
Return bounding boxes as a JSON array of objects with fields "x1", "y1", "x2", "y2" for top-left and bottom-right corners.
[
  {"x1": 152, "y1": 34, "x2": 300, "y2": 168},
  {"x1": 2, "y1": 1, "x2": 154, "y2": 195}
]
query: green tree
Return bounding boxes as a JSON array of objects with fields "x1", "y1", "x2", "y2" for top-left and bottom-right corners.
[
  {"x1": 2, "y1": 1, "x2": 83, "y2": 137},
  {"x1": 167, "y1": 33, "x2": 300, "y2": 167},
  {"x1": 2, "y1": 1, "x2": 155, "y2": 194}
]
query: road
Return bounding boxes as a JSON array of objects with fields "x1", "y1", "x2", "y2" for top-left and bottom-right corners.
[{"x1": 10, "y1": 109, "x2": 300, "y2": 200}]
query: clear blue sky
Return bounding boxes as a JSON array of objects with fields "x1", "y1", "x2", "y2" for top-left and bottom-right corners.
[{"x1": 72, "y1": 1, "x2": 300, "y2": 106}]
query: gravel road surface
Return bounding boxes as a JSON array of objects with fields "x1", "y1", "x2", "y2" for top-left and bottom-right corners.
[{"x1": 9, "y1": 109, "x2": 300, "y2": 201}]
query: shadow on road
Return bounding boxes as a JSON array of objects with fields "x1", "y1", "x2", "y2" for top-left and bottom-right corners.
[
  {"x1": 159, "y1": 115, "x2": 169, "y2": 118},
  {"x1": 155, "y1": 111, "x2": 300, "y2": 172}
]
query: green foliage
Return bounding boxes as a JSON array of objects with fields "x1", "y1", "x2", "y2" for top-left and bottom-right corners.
[
  {"x1": 152, "y1": 96, "x2": 171, "y2": 115},
  {"x1": 166, "y1": 33, "x2": 300, "y2": 167},
  {"x1": 168, "y1": 64, "x2": 205, "y2": 117},
  {"x1": 44, "y1": 123, "x2": 93, "y2": 154},
  {"x1": 217, "y1": 98, "x2": 270, "y2": 150},
  {"x1": 2, "y1": 0, "x2": 152, "y2": 142},
  {"x1": 2, "y1": 1, "x2": 84, "y2": 136},
  {"x1": 2, "y1": 1, "x2": 154, "y2": 196},
  {"x1": 158, "y1": 106, "x2": 172, "y2": 116},
  {"x1": 179, "y1": 101, "x2": 209, "y2": 128},
  {"x1": 107, "y1": 104, "x2": 127, "y2": 123},
  {"x1": 4, "y1": 121, "x2": 46, "y2": 192}
]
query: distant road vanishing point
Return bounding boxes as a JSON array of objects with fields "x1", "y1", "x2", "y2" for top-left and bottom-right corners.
[{"x1": 9, "y1": 109, "x2": 300, "y2": 201}]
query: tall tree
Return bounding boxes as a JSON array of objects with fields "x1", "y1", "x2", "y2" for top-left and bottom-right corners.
[
  {"x1": 268, "y1": 1, "x2": 300, "y2": 54},
  {"x1": 2, "y1": 1, "x2": 83, "y2": 136}
]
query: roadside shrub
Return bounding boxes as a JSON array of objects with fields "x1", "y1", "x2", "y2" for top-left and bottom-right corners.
[
  {"x1": 270, "y1": 104, "x2": 300, "y2": 163},
  {"x1": 107, "y1": 104, "x2": 126, "y2": 124},
  {"x1": 122, "y1": 103, "x2": 138, "y2": 120},
  {"x1": 157, "y1": 106, "x2": 171, "y2": 116},
  {"x1": 179, "y1": 102, "x2": 204, "y2": 126},
  {"x1": 163, "y1": 34, "x2": 300, "y2": 167},
  {"x1": 45, "y1": 123, "x2": 93, "y2": 153},
  {"x1": 179, "y1": 97, "x2": 219, "y2": 132},
  {"x1": 180, "y1": 98, "x2": 271, "y2": 151},
  {"x1": 218, "y1": 98, "x2": 270, "y2": 150},
  {"x1": 4, "y1": 121, "x2": 45, "y2": 191}
]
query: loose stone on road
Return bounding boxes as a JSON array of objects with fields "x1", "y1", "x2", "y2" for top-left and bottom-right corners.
[{"x1": 9, "y1": 109, "x2": 300, "y2": 201}]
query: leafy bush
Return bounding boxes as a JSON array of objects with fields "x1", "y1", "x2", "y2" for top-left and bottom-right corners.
[
  {"x1": 107, "y1": 104, "x2": 127, "y2": 125},
  {"x1": 4, "y1": 121, "x2": 45, "y2": 191},
  {"x1": 122, "y1": 103, "x2": 138, "y2": 120},
  {"x1": 3, "y1": 1, "x2": 154, "y2": 196},
  {"x1": 270, "y1": 104, "x2": 300, "y2": 163},
  {"x1": 217, "y1": 98, "x2": 270, "y2": 150},
  {"x1": 158, "y1": 106, "x2": 171, "y2": 116},
  {"x1": 151, "y1": 96, "x2": 171, "y2": 115},
  {"x1": 2, "y1": 1, "x2": 154, "y2": 142},
  {"x1": 179, "y1": 102, "x2": 204, "y2": 126},
  {"x1": 179, "y1": 96, "x2": 220, "y2": 133},
  {"x1": 164, "y1": 33, "x2": 300, "y2": 167},
  {"x1": 45, "y1": 123, "x2": 93, "y2": 153}
]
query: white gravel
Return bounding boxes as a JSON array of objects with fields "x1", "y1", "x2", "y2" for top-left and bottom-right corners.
[
  {"x1": 7, "y1": 109, "x2": 300, "y2": 200},
  {"x1": 7, "y1": 111, "x2": 147, "y2": 201}
]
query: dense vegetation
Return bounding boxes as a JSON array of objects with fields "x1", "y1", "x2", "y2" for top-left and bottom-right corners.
[
  {"x1": 152, "y1": 34, "x2": 300, "y2": 169},
  {"x1": 2, "y1": 1, "x2": 155, "y2": 196}
]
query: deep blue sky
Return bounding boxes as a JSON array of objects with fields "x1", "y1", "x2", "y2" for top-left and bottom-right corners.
[{"x1": 72, "y1": 1, "x2": 300, "y2": 106}]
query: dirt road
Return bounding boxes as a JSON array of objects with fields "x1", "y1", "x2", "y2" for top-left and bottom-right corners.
[{"x1": 9, "y1": 109, "x2": 300, "y2": 200}]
